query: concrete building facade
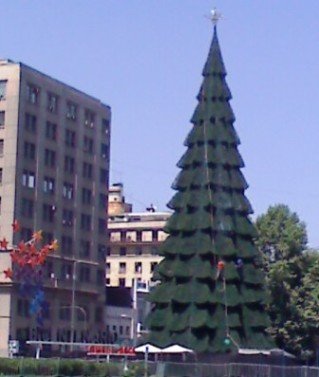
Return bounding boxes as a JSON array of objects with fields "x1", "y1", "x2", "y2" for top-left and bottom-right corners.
[
  {"x1": 0, "y1": 59, "x2": 110, "y2": 355},
  {"x1": 107, "y1": 184, "x2": 170, "y2": 289}
]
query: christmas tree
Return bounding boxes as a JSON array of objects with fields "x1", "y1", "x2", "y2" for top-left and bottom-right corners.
[{"x1": 147, "y1": 17, "x2": 272, "y2": 353}]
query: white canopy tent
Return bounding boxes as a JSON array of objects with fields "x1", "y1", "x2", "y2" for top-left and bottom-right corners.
[
  {"x1": 135, "y1": 343, "x2": 163, "y2": 353},
  {"x1": 161, "y1": 344, "x2": 194, "y2": 354}
]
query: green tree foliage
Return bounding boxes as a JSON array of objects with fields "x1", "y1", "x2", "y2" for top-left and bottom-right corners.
[
  {"x1": 256, "y1": 204, "x2": 319, "y2": 360},
  {"x1": 147, "y1": 26, "x2": 272, "y2": 353}
]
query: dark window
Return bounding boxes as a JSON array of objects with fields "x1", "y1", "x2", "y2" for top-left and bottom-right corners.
[
  {"x1": 83, "y1": 162, "x2": 93, "y2": 179},
  {"x1": 100, "y1": 168, "x2": 108, "y2": 185},
  {"x1": 101, "y1": 144, "x2": 109, "y2": 159},
  {"x1": 152, "y1": 230, "x2": 158, "y2": 241},
  {"x1": 42, "y1": 204, "x2": 56, "y2": 223},
  {"x1": 84, "y1": 109, "x2": 95, "y2": 128},
  {"x1": 102, "y1": 119, "x2": 110, "y2": 136},
  {"x1": 0, "y1": 168, "x2": 3, "y2": 184},
  {"x1": 0, "y1": 139, "x2": 3, "y2": 156},
  {"x1": 66, "y1": 101, "x2": 77, "y2": 120},
  {"x1": 21, "y1": 227, "x2": 32, "y2": 241},
  {"x1": 106, "y1": 262, "x2": 111, "y2": 274},
  {"x1": 43, "y1": 176, "x2": 55, "y2": 194},
  {"x1": 64, "y1": 155, "x2": 75, "y2": 173},
  {"x1": 120, "y1": 247, "x2": 126, "y2": 256},
  {"x1": 98, "y1": 219, "x2": 106, "y2": 234},
  {"x1": 44, "y1": 149, "x2": 56, "y2": 168},
  {"x1": 80, "y1": 214, "x2": 91, "y2": 231},
  {"x1": 62, "y1": 209, "x2": 73, "y2": 226},
  {"x1": 79, "y1": 266, "x2": 90, "y2": 282},
  {"x1": 99, "y1": 193, "x2": 107, "y2": 210},
  {"x1": 65, "y1": 129, "x2": 76, "y2": 147},
  {"x1": 47, "y1": 93, "x2": 58, "y2": 113},
  {"x1": 21, "y1": 198, "x2": 34, "y2": 218},
  {"x1": 61, "y1": 263, "x2": 72, "y2": 280},
  {"x1": 119, "y1": 262, "x2": 126, "y2": 274},
  {"x1": 80, "y1": 240, "x2": 90, "y2": 258},
  {"x1": 24, "y1": 142, "x2": 36, "y2": 160},
  {"x1": 82, "y1": 188, "x2": 92, "y2": 205},
  {"x1": 97, "y1": 244, "x2": 106, "y2": 261},
  {"x1": 136, "y1": 232, "x2": 142, "y2": 242},
  {"x1": 135, "y1": 262, "x2": 142, "y2": 273},
  {"x1": 22, "y1": 170, "x2": 35, "y2": 188},
  {"x1": 151, "y1": 262, "x2": 158, "y2": 273},
  {"x1": 62, "y1": 182, "x2": 74, "y2": 199},
  {"x1": 25, "y1": 113, "x2": 37, "y2": 133},
  {"x1": 119, "y1": 278, "x2": 126, "y2": 287},
  {"x1": 106, "y1": 278, "x2": 110, "y2": 285},
  {"x1": 27, "y1": 84, "x2": 39, "y2": 104},
  {"x1": 61, "y1": 236, "x2": 73, "y2": 255},
  {"x1": 0, "y1": 80, "x2": 7, "y2": 100},
  {"x1": 83, "y1": 136, "x2": 94, "y2": 154},
  {"x1": 45, "y1": 121, "x2": 57, "y2": 140},
  {"x1": 0, "y1": 111, "x2": 5, "y2": 128}
]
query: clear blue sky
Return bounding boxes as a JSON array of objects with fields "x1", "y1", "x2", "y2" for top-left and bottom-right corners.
[{"x1": 1, "y1": 1, "x2": 319, "y2": 247}]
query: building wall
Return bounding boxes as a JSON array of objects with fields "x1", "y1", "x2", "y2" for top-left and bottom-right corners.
[{"x1": 0, "y1": 60, "x2": 111, "y2": 354}]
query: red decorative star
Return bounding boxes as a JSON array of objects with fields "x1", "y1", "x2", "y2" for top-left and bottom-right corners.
[
  {"x1": 0, "y1": 238, "x2": 8, "y2": 249},
  {"x1": 3, "y1": 268, "x2": 13, "y2": 279},
  {"x1": 11, "y1": 219, "x2": 20, "y2": 233}
]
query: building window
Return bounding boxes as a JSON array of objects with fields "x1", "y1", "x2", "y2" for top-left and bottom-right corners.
[
  {"x1": 24, "y1": 142, "x2": 36, "y2": 160},
  {"x1": 45, "y1": 121, "x2": 57, "y2": 140},
  {"x1": 99, "y1": 193, "x2": 107, "y2": 210},
  {"x1": 98, "y1": 219, "x2": 106, "y2": 234},
  {"x1": 43, "y1": 176, "x2": 55, "y2": 195},
  {"x1": 21, "y1": 227, "x2": 32, "y2": 241},
  {"x1": 119, "y1": 278, "x2": 126, "y2": 287},
  {"x1": 0, "y1": 111, "x2": 5, "y2": 128},
  {"x1": 98, "y1": 244, "x2": 106, "y2": 261},
  {"x1": 102, "y1": 118, "x2": 110, "y2": 136},
  {"x1": 0, "y1": 80, "x2": 7, "y2": 100},
  {"x1": 101, "y1": 143, "x2": 109, "y2": 159},
  {"x1": 66, "y1": 101, "x2": 77, "y2": 120},
  {"x1": 62, "y1": 209, "x2": 73, "y2": 227},
  {"x1": 0, "y1": 168, "x2": 3, "y2": 184},
  {"x1": 83, "y1": 162, "x2": 93, "y2": 179},
  {"x1": 135, "y1": 262, "x2": 142, "y2": 273},
  {"x1": 65, "y1": 129, "x2": 76, "y2": 147},
  {"x1": 119, "y1": 262, "x2": 126, "y2": 274},
  {"x1": 0, "y1": 139, "x2": 4, "y2": 156},
  {"x1": 25, "y1": 113, "x2": 37, "y2": 133},
  {"x1": 80, "y1": 214, "x2": 91, "y2": 231},
  {"x1": 61, "y1": 236, "x2": 73, "y2": 255},
  {"x1": 22, "y1": 170, "x2": 35, "y2": 188},
  {"x1": 80, "y1": 240, "x2": 90, "y2": 258},
  {"x1": 84, "y1": 109, "x2": 95, "y2": 128},
  {"x1": 61, "y1": 263, "x2": 72, "y2": 280},
  {"x1": 62, "y1": 182, "x2": 74, "y2": 199},
  {"x1": 21, "y1": 198, "x2": 34, "y2": 218},
  {"x1": 100, "y1": 168, "x2": 108, "y2": 185},
  {"x1": 82, "y1": 188, "x2": 92, "y2": 205},
  {"x1": 27, "y1": 84, "x2": 39, "y2": 104},
  {"x1": 44, "y1": 149, "x2": 56, "y2": 168},
  {"x1": 17, "y1": 299, "x2": 30, "y2": 317},
  {"x1": 64, "y1": 155, "x2": 75, "y2": 173},
  {"x1": 106, "y1": 278, "x2": 110, "y2": 285},
  {"x1": 106, "y1": 262, "x2": 111, "y2": 274},
  {"x1": 83, "y1": 136, "x2": 94, "y2": 154},
  {"x1": 135, "y1": 247, "x2": 142, "y2": 256},
  {"x1": 120, "y1": 247, "x2": 126, "y2": 256},
  {"x1": 47, "y1": 92, "x2": 58, "y2": 113},
  {"x1": 42, "y1": 203, "x2": 56, "y2": 223},
  {"x1": 79, "y1": 266, "x2": 91, "y2": 282},
  {"x1": 136, "y1": 231, "x2": 142, "y2": 242},
  {"x1": 151, "y1": 262, "x2": 158, "y2": 273},
  {"x1": 42, "y1": 231, "x2": 53, "y2": 245}
]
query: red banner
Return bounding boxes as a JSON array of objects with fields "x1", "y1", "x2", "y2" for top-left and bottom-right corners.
[{"x1": 87, "y1": 345, "x2": 136, "y2": 356}]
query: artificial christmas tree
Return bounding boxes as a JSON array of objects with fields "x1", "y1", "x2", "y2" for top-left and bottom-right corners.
[{"x1": 147, "y1": 18, "x2": 272, "y2": 354}]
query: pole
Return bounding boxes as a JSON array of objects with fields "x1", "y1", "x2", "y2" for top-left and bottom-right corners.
[{"x1": 70, "y1": 261, "x2": 77, "y2": 351}]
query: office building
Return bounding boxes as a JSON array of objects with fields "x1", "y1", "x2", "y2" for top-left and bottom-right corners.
[
  {"x1": 107, "y1": 184, "x2": 170, "y2": 288},
  {"x1": 0, "y1": 59, "x2": 110, "y2": 355}
]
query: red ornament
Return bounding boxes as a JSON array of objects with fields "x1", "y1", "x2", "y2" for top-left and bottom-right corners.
[
  {"x1": 217, "y1": 261, "x2": 225, "y2": 271},
  {"x1": 12, "y1": 219, "x2": 20, "y2": 233},
  {"x1": 0, "y1": 238, "x2": 8, "y2": 249},
  {"x1": 3, "y1": 268, "x2": 13, "y2": 279}
]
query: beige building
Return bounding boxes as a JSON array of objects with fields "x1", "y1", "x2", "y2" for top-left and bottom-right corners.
[
  {"x1": 0, "y1": 59, "x2": 110, "y2": 355},
  {"x1": 107, "y1": 184, "x2": 170, "y2": 289}
]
